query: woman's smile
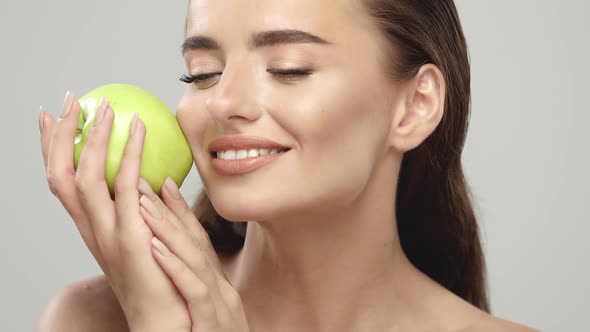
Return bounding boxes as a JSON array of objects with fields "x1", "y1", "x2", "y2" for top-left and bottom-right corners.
[{"x1": 210, "y1": 148, "x2": 291, "y2": 176}]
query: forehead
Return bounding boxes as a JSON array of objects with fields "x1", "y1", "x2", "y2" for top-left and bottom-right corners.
[{"x1": 186, "y1": 0, "x2": 371, "y2": 46}]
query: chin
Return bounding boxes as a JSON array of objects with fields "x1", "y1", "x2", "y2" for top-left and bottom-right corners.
[{"x1": 209, "y1": 191, "x2": 289, "y2": 222}]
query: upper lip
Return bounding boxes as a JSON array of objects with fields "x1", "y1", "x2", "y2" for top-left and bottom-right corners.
[{"x1": 208, "y1": 135, "x2": 292, "y2": 153}]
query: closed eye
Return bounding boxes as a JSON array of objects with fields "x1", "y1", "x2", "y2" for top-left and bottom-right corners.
[
  {"x1": 268, "y1": 68, "x2": 313, "y2": 80},
  {"x1": 179, "y1": 68, "x2": 313, "y2": 88},
  {"x1": 179, "y1": 72, "x2": 218, "y2": 84}
]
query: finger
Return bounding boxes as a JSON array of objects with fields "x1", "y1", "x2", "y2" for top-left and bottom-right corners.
[
  {"x1": 138, "y1": 178, "x2": 182, "y2": 228},
  {"x1": 141, "y1": 191, "x2": 240, "y2": 329},
  {"x1": 42, "y1": 93, "x2": 109, "y2": 273},
  {"x1": 140, "y1": 193, "x2": 218, "y2": 284},
  {"x1": 151, "y1": 237, "x2": 220, "y2": 332},
  {"x1": 41, "y1": 110, "x2": 75, "y2": 201},
  {"x1": 160, "y1": 177, "x2": 199, "y2": 232},
  {"x1": 139, "y1": 185, "x2": 223, "y2": 280},
  {"x1": 75, "y1": 99, "x2": 116, "y2": 240},
  {"x1": 139, "y1": 189, "x2": 229, "y2": 314},
  {"x1": 159, "y1": 177, "x2": 223, "y2": 272},
  {"x1": 114, "y1": 112, "x2": 145, "y2": 233},
  {"x1": 45, "y1": 91, "x2": 81, "y2": 198},
  {"x1": 39, "y1": 107, "x2": 53, "y2": 170}
]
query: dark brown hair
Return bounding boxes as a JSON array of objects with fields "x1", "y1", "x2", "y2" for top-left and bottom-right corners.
[{"x1": 188, "y1": 0, "x2": 490, "y2": 312}]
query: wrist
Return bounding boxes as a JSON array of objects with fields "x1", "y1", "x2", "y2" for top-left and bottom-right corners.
[
  {"x1": 130, "y1": 323, "x2": 185, "y2": 332},
  {"x1": 125, "y1": 306, "x2": 190, "y2": 332},
  {"x1": 129, "y1": 317, "x2": 188, "y2": 332}
]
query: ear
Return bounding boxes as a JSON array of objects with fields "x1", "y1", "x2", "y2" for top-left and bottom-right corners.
[{"x1": 389, "y1": 64, "x2": 445, "y2": 152}]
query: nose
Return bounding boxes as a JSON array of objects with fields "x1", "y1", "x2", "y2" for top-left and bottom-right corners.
[{"x1": 205, "y1": 60, "x2": 262, "y2": 128}]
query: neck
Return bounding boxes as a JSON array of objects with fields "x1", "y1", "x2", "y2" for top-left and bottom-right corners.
[{"x1": 221, "y1": 156, "x2": 454, "y2": 331}]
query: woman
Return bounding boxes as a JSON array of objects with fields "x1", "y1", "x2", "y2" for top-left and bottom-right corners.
[{"x1": 36, "y1": 0, "x2": 538, "y2": 331}]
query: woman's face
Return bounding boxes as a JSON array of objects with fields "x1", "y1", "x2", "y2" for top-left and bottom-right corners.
[{"x1": 177, "y1": 0, "x2": 401, "y2": 222}]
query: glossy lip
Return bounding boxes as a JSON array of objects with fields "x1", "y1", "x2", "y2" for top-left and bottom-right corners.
[
  {"x1": 210, "y1": 149, "x2": 290, "y2": 176},
  {"x1": 208, "y1": 135, "x2": 291, "y2": 154}
]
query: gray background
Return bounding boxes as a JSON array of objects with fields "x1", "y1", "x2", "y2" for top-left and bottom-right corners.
[{"x1": 1, "y1": 1, "x2": 587, "y2": 331}]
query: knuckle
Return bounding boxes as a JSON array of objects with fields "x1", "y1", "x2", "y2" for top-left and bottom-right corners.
[
  {"x1": 46, "y1": 170, "x2": 71, "y2": 196},
  {"x1": 113, "y1": 177, "x2": 130, "y2": 196},
  {"x1": 47, "y1": 183, "x2": 61, "y2": 197},
  {"x1": 83, "y1": 130, "x2": 100, "y2": 149},
  {"x1": 74, "y1": 173, "x2": 91, "y2": 192},
  {"x1": 86, "y1": 126, "x2": 109, "y2": 146},
  {"x1": 46, "y1": 177, "x2": 61, "y2": 196},
  {"x1": 74, "y1": 159, "x2": 94, "y2": 181},
  {"x1": 48, "y1": 120, "x2": 63, "y2": 139},
  {"x1": 187, "y1": 283, "x2": 211, "y2": 305}
]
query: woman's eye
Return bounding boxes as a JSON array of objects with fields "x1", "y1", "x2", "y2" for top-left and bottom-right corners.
[
  {"x1": 179, "y1": 68, "x2": 313, "y2": 89},
  {"x1": 179, "y1": 73, "x2": 220, "y2": 89},
  {"x1": 267, "y1": 68, "x2": 313, "y2": 83}
]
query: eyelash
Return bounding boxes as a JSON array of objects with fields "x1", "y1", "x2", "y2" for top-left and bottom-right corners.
[{"x1": 179, "y1": 68, "x2": 313, "y2": 87}]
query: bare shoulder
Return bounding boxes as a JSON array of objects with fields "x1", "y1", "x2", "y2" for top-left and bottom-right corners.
[
  {"x1": 36, "y1": 274, "x2": 129, "y2": 332},
  {"x1": 457, "y1": 313, "x2": 540, "y2": 332}
]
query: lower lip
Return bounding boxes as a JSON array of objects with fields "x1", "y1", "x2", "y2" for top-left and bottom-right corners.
[{"x1": 211, "y1": 150, "x2": 290, "y2": 176}]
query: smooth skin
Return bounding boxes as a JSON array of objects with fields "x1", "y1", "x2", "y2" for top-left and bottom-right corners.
[
  {"x1": 37, "y1": 0, "x2": 539, "y2": 331},
  {"x1": 37, "y1": 94, "x2": 249, "y2": 331}
]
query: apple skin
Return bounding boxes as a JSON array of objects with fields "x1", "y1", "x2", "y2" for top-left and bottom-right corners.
[{"x1": 73, "y1": 83, "x2": 193, "y2": 197}]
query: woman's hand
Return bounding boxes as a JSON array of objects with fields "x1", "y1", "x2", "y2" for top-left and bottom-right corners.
[
  {"x1": 39, "y1": 92, "x2": 191, "y2": 331},
  {"x1": 137, "y1": 176, "x2": 250, "y2": 332}
]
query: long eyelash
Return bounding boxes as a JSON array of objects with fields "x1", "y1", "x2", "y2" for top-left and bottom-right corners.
[
  {"x1": 268, "y1": 68, "x2": 313, "y2": 79},
  {"x1": 179, "y1": 73, "x2": 218, "y2": 84},
  {"x1": 178, "y1": 68, "x2": 313, "y2": 85}
]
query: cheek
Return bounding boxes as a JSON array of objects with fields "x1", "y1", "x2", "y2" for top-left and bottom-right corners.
[
  {"x1": 176, "y1": 94, "x2": 214, "y2": 175},
  {"x1": 274, "y1": 80, "x2": 391, "y2": 209},
  {"x1": 286, "y1": 78, "x2": 389, "y2": 163},
  {"x1": 177, "y1": 93, "x2": 215, "y2": 145},
  {"x1": 175, "y1": 75, "x2": 392, "y2": 220}
]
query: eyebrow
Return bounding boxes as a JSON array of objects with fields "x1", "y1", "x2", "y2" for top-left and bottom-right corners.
[{"x1": 181, "y1": 29, "x2": 333, "y2": 55}]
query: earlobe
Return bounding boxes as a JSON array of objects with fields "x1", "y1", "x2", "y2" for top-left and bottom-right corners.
[{"x1": 389, "y1": 64, "x2": 445, "y2": 152}]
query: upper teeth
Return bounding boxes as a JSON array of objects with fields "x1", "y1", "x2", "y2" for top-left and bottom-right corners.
[{"x1": 216, "y1": 149, "x2": 286, "y2": 160}]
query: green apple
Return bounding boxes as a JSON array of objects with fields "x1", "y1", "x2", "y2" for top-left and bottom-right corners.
[{"x1": 73, "y1": 83, "x2": 193, "y2": 197}]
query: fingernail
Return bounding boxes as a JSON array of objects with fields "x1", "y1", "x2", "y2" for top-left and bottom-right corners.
[
  {"x1": 164, "y1": 177, "x2": 182, "y2": 200},
  {"x1": 93, "y1": 98, "x2": 108, "y2": 127},
  {"x1": 38, "y1": 107, "x2": 46, "y2": 133},
  {"x1": 151, "y1": 237, "x2": 171, "y2": 257},
  {"x1": 138, "y1": 178, "x2": 154, "y2": 196},
  {"x1": 140, "y1": 194, "x2": 161, "y2": 219},
  {"x1": 60, "y1": 91, "x2": 74, "y2": 118},
  {"x1": 129, "y1": 112, "x2": 139, "y2": 136}
]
